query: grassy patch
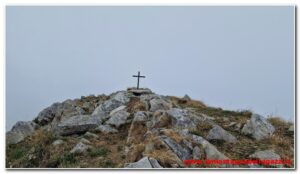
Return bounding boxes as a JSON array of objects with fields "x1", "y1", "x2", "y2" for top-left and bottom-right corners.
[
  {"x1": 10, "y1": 148, "x2": 26, "y2": 160},
  {"x1": 189, "y1": 122, "x2": 213, "y2": 138},
  {"x1": 60, "y1": 153, "x2": 77, "y2": 166},
  {"x1": 168, "y1": 96, "x2": 206, "y2": 108},
  {"x1": 126, "y1": 97, "x2": 147, "y2": 113},
  {"x1": 88, "y1": 147, "x2": 110, "y2": 157}
]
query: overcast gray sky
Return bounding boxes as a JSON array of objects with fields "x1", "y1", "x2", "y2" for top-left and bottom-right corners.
[{"x1": 6, "y1": 6, "x2": 294, "y2": 130}]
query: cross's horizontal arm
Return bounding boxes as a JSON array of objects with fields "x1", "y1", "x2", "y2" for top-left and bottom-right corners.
[{"x1": 133, "y1": 75, "x2": 146, "y2": 78}]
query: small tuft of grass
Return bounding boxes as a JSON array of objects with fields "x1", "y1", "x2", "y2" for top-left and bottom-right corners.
[
  {"x1": 267, "y1": 117, "x2": 290, "y2": 131},
  {"x1": 189, "y1": 122, "x2": 213, "y2": 137},
  {"x1": 88, "y1": 148, "x2": 110, "y2": 157},
  {"x1": 168, "y1": 96, "x2": 206, "y2": 108},
  {"x1": 103, "y1": 159, "x2": 116, "y2": 168},
  {"x1": 60, "y1": 152, "x2": 77, "y2": 166},
  {"x1": 160, "y1": 129, "x2": 184, "y2": 143},
  {"x1": 11, "y1": 148, "x2": 26, "y2": 160}
]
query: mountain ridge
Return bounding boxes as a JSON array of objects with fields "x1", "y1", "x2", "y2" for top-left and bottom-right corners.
[{"x1": 6, "y1": 88, "x2": 294, "y2": 168}]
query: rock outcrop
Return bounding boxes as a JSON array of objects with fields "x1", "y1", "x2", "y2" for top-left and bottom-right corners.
[
  {"x1": 241, "y1": 114, "x2": 275, "y2": 140},
  {"x1": 125, "y1": 156, "x2": 162, "y2": 168},
  {"x1": 6, "y1": 121, "x2": 37, "y2": 145},
  {"x1": 206, "y1": 125, "x2": 237, "y2": 143},
  {"x1": 54, "y1": 115, "x2": 102, "y2": 135},
  {"x1": 249, "y1": 150, "x2": 283, "y2": 168}
]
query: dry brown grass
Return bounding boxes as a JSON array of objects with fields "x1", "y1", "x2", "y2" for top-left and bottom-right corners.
[
  {"x1": 267, "y1": 117, "x2": 291, "y2": 131},
  {"x1": 160, "y1": 129, "x2": 184, "y2": 144},
  {"x1": 152, "y1": 111, "x2": 172, "y2": 128},
  {"x1": 189, "y1": 122, "x2": 213, "y2": 138},
  {"x1": 126, "y1": 143, "x2": 145, "y2": 163},
  {"x1": 126, "y1": 97, "x2": 147, "y2": 113},
  {"x1": 169, "y1": 96, "x2": 206, "y2": 108},
  {"x1": 127, "y1": 121, "x2": 148, "y2": 145}
]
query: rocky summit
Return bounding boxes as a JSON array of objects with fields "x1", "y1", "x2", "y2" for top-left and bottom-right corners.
[{"x1": 6, "y1": 88, "x2": 294, "y2": 168}]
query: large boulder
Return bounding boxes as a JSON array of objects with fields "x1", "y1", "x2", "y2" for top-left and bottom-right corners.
[
  {"x1": 166, "y1": 108, "x2": 197, "y2": 129},
  {"x1": 160, "y1": 136, "x2": 192, "y2": 160},
  {"x1": 192, "y1": 135, "x2": 229, "y2": 160},
  {"x1": 6, "y1": 121, "x2": 37, "y2": 145},
  {"x1": 54, "y1": 115, "x2": 102, "y2": 135},
  {"x1": 206, "y1": 125, "x2": 237, "y2": 143},
  {"x1": 109, "y1": 105, "x2": 126, "y2": 116},
  {"x1": 125, "y1": 156, "x2": 162, "y2": 168},
  {"x1": 249, "y1": 150, "x2": 283, "y2": 167},
  {"x1": 34, "y1": 101, "x2": 85, "y2": 126},
  {"x1": 106, "y1": 110, "x2": 130, "y2": 128},
  {"x1": 92, "y1": 91, "x2": 130, "y2": 115},
  {"x1": 149, "y1": 98, "x2": 172, "y2": 112},
  {"x1": 241, "y1": 114, "x2": 275, "y2": 140}
]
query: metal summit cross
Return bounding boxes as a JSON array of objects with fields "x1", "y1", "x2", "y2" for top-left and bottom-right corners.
[{"x1": 132, "y1": 71, "x2": 145, "y2": 89}]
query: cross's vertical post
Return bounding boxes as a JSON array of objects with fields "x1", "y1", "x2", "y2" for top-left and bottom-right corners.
[
  {"x1": 132, "y1": 71, "x2": 146, "y2": 89},
  {"x1": 137, "y1": 71, "x2": 140, "y2": 89}
]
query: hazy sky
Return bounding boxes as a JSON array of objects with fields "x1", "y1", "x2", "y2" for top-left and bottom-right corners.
[{"x1": 6, "y1": 6, "x2": 294, "y2": 130}]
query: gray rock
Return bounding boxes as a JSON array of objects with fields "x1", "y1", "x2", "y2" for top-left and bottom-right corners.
[
  {"x1": 55, "y1": 115, "x2": 102, "y2": 135},
  {"x1": 167, "y1": 108, "x2": 197, "y2": 129},
  {"x1": 34, "y1": 101, "x2": 85, "y2": 126},
  {"x1": 149, "y1": 98, "x2": 172, "y2": 112},
  {"x1": 161, "y1": 136, "x2": 192, "y2": 160},
  {"x1": 249, "y1": 149, "x2": 281, "y2": 160},
  {"x1": 241, "y1": 114, "x2": 275, "y2": 140},
  {"x1": 193, "y1": 146, "x2": 202, "y2": 159},
  {"x1": 106, "y1": 110, "x2": 130, "y2": 128},
  {"x1": 149, "y1": 157, "x2": 163, "y2": 168},
  {"x1": 6, "y1": 121, "x2": 37, "y2": 145},
  {"x1": 92, "y1": 91, "x2": 130, "y2": 116},
  {"x1": 92, "y1": 100, "x2": 121, "y2": 116},
  {"x1": 206, "y1": 125, "x2": 237, "y2": 143},
  {"x1": 6, "y1": 132, "x2": 24, "y2": 145},
  {"x1": 95, "y1": 125, "x2": 118, "y2": 133},
  {"x1": 133, "y1": 111, "x2": 148, "y2": 122},
  {"x1": 112, "y1": 91, "x2": 131, "y2": 103},
  {"x1": 125, "y1": 156, "x2": 161, "y2": 168},
  {"x1": 234, "y1": 123, "x2": 242, "y2": 131},
  {"x1": 70, "y1": 142, "x2": 90, "y2": 153},
  {"x1": 288, "y1": 125, "x2": 294, "y2": 132},
  {"x1": 84, "y1": 131, "x2": 99, "y2": 139},
  {"x1": 52, "y1": 139, "x2": 64, "y2": 146},
  {"x1": 80, "y1": 138, "x2": 91, "y2": 144},
  {"x1": 192, "y1": 135, "x2": 229, "y2": 160},
  {"x1": 109, "y1": 105, "x2": 127, "y2": 116},
  {"x1": 249, "y1": 150, "x2": 283, "y2": 167},
  {"x1": 177, "y1": 129, "x2": 189, "y2": 138},
  {"x1": 227, "y1": 122, "x2": 236, "y2": 127}
]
